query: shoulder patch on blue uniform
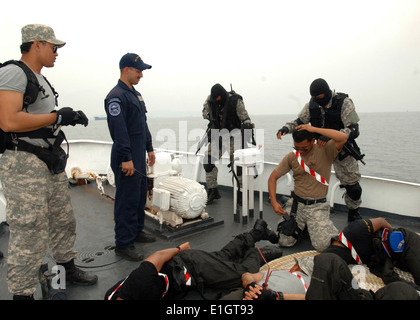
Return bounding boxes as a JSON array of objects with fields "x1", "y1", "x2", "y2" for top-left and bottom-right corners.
[
  {"x1": 108, "y1": 97, "x2": 121, "y2": 103},
  {"x1": 108, "y1": 102, "x2": 121, "y2": 116}
]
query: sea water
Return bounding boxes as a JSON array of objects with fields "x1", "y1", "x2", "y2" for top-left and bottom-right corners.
[{"x1": 63, "y1": 112, "x2": 420, "y2": 184}]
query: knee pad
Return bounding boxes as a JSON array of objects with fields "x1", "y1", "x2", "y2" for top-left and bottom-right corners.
[
  {"x1": 203, "y1": 163, "x2": 215, "y2": 173},
  {"x1": 345, "y1": 182, "x2": 362, "y2": 201},
  {"x1": 277, "y1": 218, "x2": 301, "y2": 240}
]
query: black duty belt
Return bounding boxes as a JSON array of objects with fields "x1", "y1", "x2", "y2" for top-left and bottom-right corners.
[{"x1": 291, "y1": 192, "x2": 326, "y2": 206}]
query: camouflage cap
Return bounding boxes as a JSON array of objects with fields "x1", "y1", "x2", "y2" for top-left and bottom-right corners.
[
  {"x1": 293, "y1": 255, "x2": 314, "y2": 277},
  {"x1": 21, "y1": 24, "x2": 66, "y2": 47}
]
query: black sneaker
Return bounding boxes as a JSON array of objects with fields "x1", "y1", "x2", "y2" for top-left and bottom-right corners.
[{"x1": 115, "y1": 246, "x2": 144, "y2": 261}]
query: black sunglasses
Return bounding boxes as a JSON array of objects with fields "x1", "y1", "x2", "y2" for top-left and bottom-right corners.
[
  {"x1": 293, "y1": 146, "x2": 309, "y2": 152},
  {"x1": 40, "y1": 41, "x2": 58, "y2": 53}
]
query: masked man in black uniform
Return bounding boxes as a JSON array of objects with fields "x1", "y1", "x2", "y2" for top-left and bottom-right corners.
[{"x1": 201, "y1": 84, "x2": 254, "y2": 203}]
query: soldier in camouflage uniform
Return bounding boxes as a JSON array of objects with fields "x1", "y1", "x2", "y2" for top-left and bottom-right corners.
[
  {"x1": 268, "y1": 124, "x2": 347, "y2": 251},
  {"x1": 202, "y1": 84, "x2": 253, "y2": 203},
  {"x1": 277, "y1": 79, "x2": 363, "y2": 222},
  {"x1": 0, "y1": 24, "x2": 96, "y2": 299}
]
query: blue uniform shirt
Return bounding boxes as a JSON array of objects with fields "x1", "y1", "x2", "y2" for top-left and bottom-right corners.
[{"x1": 105, "y1": 80, "x2": 153, "y2": 174}]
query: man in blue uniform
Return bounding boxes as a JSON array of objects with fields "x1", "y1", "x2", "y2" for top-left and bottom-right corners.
[{"x1": 105, "y1": 53, "x2": 156, "y2": 261}]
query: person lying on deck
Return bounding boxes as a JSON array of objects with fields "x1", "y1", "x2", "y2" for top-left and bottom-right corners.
[
  {"x1": 236, "y1": 218, "x2": 420, "y2": 300},
  {"x1": 105, "y1": 219, "x2": 282, "y2": 300},
  {"x1": 323, "y1": 217, "x2": 420, "y2": 291},
  {"x1": 240, "y1": 252, "x2": 419, "y2": 300}
]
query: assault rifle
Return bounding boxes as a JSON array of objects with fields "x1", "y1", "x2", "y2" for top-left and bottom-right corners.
[
  {"x1": 196, "y1": 112, "x2": 219, "y2": 155},
  {"x1": 341, "y1": 140, "x2": 366, "y2": 165},
  {"x1": 195, "y1": 127, "x2": 211, "y2": 155}
]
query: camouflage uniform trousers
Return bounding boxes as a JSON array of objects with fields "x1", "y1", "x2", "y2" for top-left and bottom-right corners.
[
  {"x1": 0, "y1": 150, "x2": 77, "y2": 296},
  {"x1": 277, "y1": 198, "x2": 338, "y2": 251},
  {"x1": 333, "y1": 154, "x2": 361, "y2": 210},
  {"x1": 205, "y1": 132, "x2": 243, "y2": 189}
]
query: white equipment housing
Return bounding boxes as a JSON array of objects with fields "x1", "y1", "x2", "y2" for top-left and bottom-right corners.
[
  {"x1": 233, "y1": 147, "x2": 263, "y2": 165},
  {"x1": 147, "y1": 152, "x2": 209, "y2": 228},
  {"x1": 155, "y1": 176, "x2": 207, "y2": 219}
]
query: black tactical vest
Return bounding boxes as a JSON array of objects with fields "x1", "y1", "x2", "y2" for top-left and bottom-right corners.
[
  {"x1": 208, "y1": 93, "x2": 242, "y2": 131},
  {"x1": 309, "y1": 93, "x2": 349, "y2": 130}
]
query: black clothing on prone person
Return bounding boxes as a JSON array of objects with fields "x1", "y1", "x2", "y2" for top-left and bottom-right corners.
[
  {"x1": 323, "y1": 219, "x2": 420, "y2": 290},
  {"x1": 105, "y1": 220, "x2": 280, "y2": 300},
  {"x1": 306, "y1": 253, "x2": 419, "y2": 300}
]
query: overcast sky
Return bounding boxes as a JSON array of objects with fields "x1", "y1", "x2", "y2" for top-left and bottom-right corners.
[{"x1": 1, "y1": 0, "x2": 419, "y2": 118}]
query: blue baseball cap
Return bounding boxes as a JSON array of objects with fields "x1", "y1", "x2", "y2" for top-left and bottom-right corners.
[{"x1": 119, "y1": 53, "x2": 152, "y2": 71}]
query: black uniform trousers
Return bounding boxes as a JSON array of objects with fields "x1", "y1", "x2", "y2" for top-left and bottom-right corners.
[
  {"x1": 168, "y1": 232, "x2": 261, "y2": 299},
  {"x1": 306, "y1": 253, "x2": 419, "y2": 300}
]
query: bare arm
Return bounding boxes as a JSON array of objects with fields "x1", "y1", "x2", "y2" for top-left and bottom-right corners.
[
  {"x1": 241, "y1": 272, "x2": 264, "y2": 288},
  {"x1": 0, "y1": 90, "x2": 57, "y2": 132},
  {"x1": 370, "y1": 218, "x2": 392, "y2": 231},
  {"x1": 283, "y1": 293, "x2": 306, "y2": 300},
  {"x1": 268, "y1": 170, "x2": 286, "y2": 215},
  {"x1": 296, "y1": 124, "x2": 348, "y2": 151},
  {"x1": 145, "y1": 242, "x2": 190, "y2": 272}
]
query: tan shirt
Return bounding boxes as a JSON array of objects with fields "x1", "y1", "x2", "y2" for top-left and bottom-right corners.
[{"x1": 275, "y1": 140, "x2": 339, "y2": 199}]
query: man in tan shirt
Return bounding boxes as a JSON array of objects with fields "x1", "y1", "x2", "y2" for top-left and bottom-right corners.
[{"x1": 268, "y1": 124, "x2": 347, "y2": 251}]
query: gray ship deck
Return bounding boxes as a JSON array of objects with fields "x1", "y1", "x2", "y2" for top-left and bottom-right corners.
[{"x1": 0, "y1": 180, "x2": 420, "y2": 301}]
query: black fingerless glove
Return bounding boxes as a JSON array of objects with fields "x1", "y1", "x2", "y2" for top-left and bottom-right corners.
[
  {"x1": 256, "y1": 288, "x2": 280, "y2": 300},
  {"x1": 54, "y1": 108, "x2": 89, "y2": 127},
  {"x1": 73, "y1": 110, "x2": 89, "y2": 127},
  {"x1": 55, "y1": 107, "x2": 76, "y2": 126},
  {"x1": 242, "y1": 122, "x2": 254, "y2": 130},
  {"x1": 277, "y1": 127, "x2": 289, "y2": 136},
  {"x1": 244, "y1": 282, "x2": 257, "y2": 293}
]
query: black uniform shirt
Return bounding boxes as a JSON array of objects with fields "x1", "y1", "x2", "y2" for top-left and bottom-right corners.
[
  {"x1": 106, "y1": 261, "x2": 169, "y2": 300},
  {"x1": 342, "y1": 219, "x2": 376, "y2": 264}
]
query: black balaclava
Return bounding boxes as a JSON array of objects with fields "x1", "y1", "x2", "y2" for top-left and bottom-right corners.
[
  {"x1": 210, "y1": 83, "x2": 228, "y2": 105},
  {"x1": 310, "y1": 78, "x2": 332, "y2": 107}
]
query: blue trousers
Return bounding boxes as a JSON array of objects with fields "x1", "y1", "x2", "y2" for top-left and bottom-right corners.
[{"x1": 113, "y1": 169, "x2": 148, "y2": 247}]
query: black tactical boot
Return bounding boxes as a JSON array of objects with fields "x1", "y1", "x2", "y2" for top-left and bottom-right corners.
[
  {"x1": 258, "y1": 245, "x2": 283, "y2": 267},
  {"x1": 115, "y1": 246, "x2": 144, "y2": 261},
  {"x1": 39, "y1": 263, "x2": 67, "y2": 300},
  {"x1": 250, "y1": 219, "x2": 279, "y2": 244},
  {"x1": 207, "y1": 188, "x2": 221, "y2": 204},
  {"x1": 135, "y1": 230, "x2": 156, "y2": 243},
  {"x1": 348, "y1": 209, "x2": 362, "y2": 223},
  {"x1": 59, "y1": 259, "x2": 98, "y2": 286}
]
